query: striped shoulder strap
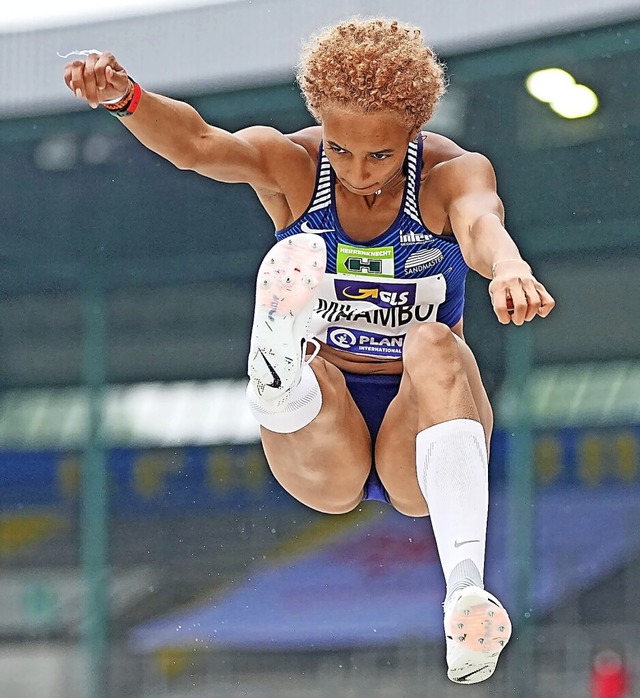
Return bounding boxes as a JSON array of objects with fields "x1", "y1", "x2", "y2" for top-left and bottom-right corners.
[
  {"x1": 403, "y1": 139, "x2": 423, "y2": 225},
  {"x1": 308, "y1": 144, "x2": 333, "y2": 213}
]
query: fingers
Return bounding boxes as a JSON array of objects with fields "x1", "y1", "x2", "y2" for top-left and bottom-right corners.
[
  {"x1": 534, "y1": 281, "x2": 556, "y2": 318},
  {"x1": 63, "y1": 63, "x2": 75, "y2": 93},
  {"x1": 66, "y1": 60, "x2": 86, "y2": 98},
  {"x1": 64, "y1": 51, "x2": 129, "y2": 107},
  {"x1": 489, "y1": 275, "x2": 555, "y2": 325},
  {"x1": 490, "y1": 286, "x2": 513, "y2": 325},
  {"x1": 82, "y1": 53, "x2": 100, "y2": 108},
  {"x1": 97, "y1": 52, "x2": 129, "y2": 92}
]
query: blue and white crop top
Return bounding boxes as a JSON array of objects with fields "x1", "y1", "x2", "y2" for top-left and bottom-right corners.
[{"x1": 275, "y1": 137, "x2": 469, "y2": 361}]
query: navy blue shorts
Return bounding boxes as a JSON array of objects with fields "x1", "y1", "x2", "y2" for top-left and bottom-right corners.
[{"x1": 342, "y1": 371, "x2": 403, "y2": 505}]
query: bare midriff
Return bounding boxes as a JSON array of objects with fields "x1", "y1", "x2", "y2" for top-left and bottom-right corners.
[{"x1": 314, "y1": 342, "x2": 403, "y2": 375}]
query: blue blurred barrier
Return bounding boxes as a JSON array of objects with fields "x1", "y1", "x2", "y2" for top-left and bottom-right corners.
[
  {"x1": 0, "y1": 444, "x2": 276, "y2": 513},
  {"x1": 0, "y1": 425, "x2": 638, "y2": 513}
]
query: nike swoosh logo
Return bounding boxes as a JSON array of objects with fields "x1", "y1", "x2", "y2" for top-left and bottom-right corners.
[
  {"x1": 454, "y1": 539, "x2": 480, "y2": 548},
  {"x1": 300, "y1": 221, "x2": 334, "y2": 234},
  {"x1": 258, "y1": 350, "x2": 282, "y2": 389},
  {"x1": 458, "y1": 665, "x2": 489, "y2": 682}
]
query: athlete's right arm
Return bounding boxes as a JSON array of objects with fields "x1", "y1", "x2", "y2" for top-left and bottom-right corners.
[{"x1": 64, "y1": 52, "x2": 292, "y2": 191}]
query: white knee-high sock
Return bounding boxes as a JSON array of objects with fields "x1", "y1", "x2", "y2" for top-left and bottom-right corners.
[
  {"x1": 416, "y1": 418, "x2": 488, "y2": 599},
  {"x1": 246, "y1": 362, "x2": 322, "y2": 434}
]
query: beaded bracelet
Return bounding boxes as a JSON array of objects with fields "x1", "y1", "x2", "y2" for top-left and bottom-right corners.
[{"x1": 102, "y1": 78, "x2": 141, "y2": 118}]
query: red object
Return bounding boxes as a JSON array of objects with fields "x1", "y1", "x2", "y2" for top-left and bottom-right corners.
[
  {"x1": 591, "y1": 651, "x2": 631, "y2": 698},
  {"x1": 125, "y1": 81, "x2": 142, "y2": 116}
]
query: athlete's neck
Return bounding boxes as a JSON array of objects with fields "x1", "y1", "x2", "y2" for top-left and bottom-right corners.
[
  {"x1": 361, "y1": 166, "x2": 405, "y2": 208},
  {"x1": 376, "y1": 166, "x2": 405, "y2": 196}
]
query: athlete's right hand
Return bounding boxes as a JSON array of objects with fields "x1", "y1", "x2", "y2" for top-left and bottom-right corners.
[{"x1": 64, "y1": 51, "x2": 130, "y2": 109}]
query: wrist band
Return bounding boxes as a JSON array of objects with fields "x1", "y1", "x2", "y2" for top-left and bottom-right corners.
[
  {"x1": 102, "y1": 78, "x2": 141, "y2": 117},
  {"x1": 100, "y1": 85, "x2": 133, "y2": 105},
  {"x1": 491, "y1": 258, "x2": 531, "y2": 278},
  {"x1": 101, "y1": 77, "x2": 134, "y2": 109}
]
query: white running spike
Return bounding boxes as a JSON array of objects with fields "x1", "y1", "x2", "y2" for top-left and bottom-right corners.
[
  {"x1": 248, "y1": 234, "x2": 327, "y2": 406},
  {"x1": 443, "y1": 586, "x2": 512, "y2": 684}
]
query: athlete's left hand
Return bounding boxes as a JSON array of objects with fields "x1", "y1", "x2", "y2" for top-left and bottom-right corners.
[{"x1": 488, "y1": 260, "x2": 555, "y2": 325}]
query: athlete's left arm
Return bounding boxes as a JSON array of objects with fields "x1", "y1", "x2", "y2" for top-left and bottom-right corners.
[{"x1": 441, "y1": 152, "x2": 555, "y2": 325}]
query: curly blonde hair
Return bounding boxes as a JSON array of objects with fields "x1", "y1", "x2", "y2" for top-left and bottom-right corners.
[{"x1": 296, "y1": 18, "x2": 446, "y2": 130}]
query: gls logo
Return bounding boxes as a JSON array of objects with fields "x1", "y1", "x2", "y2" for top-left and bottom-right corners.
[{"x1": 334, "y1": 280, "x2": 417, "y2": 308}]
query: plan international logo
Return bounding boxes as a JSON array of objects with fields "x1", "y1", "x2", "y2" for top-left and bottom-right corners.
[{"x1": 326, "y1": 327, "x2": 406, "y2": 358}]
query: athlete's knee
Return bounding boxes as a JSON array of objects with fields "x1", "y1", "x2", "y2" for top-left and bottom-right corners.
[
  {"x1": 315, "y1": 492, "x2": 364, "y2": 515},
  {"x1": 403, "y1": 322, "x2": 464, "y2": 378},
  {"x1": 405, "y1": 322, "x2": 458, "y2": 356},
  {"x1": 302, "y1": 475, "x2": 365, "y2": 513},
  {"x1": 389, "y1": 494, "x2": 430, "y2": 518},
  {"x1": 275, "y1": 461, "x2": 366, "y2": 514}
]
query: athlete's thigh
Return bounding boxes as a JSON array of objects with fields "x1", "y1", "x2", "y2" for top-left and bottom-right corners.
[
  {"x1": 374, "y1": 374, "x2": 424, "y2": 515},
  {"x1": 375, "y1": 335, "x2": 493, "y2": 516},
  {"x1": 260, "y1": 358, "x2": 373, "y2": 514}
]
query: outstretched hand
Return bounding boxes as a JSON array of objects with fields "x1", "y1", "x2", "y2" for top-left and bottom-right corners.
[
  {"x1": 64, "y1": 51, "x2": 130, "y2": 108},
  {"x1": 488, "y1": 260, "x2": 555, "y2": 325}
]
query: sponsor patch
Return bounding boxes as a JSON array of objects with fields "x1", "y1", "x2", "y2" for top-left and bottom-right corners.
[
  {"x1": 404, "y1": 248, "x2": 444, "y2": 274},
  {"x1": 399, "y1": 230, "x2": 433, "y2": 245},
  {"x1": 326, "y1": 327, "x2": 406, "y2": 358},
  {"x1": 333, "y1": 280, "x2": 417, "y2": 307},
  {"x1": 336, "y1": 244, "x2": 394, "y2": 277}
]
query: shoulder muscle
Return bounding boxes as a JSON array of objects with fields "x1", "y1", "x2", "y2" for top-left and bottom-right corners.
[{"x1": 191, "y1": 124, "x2": 313, "y2": 193}]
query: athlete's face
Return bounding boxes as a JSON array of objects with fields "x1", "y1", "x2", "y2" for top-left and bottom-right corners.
[{"x1": 321, "y1": 107, "x2": 417, "y2": 196}]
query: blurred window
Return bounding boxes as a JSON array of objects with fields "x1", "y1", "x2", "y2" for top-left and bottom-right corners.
[
  {"x1": 0, "y1": 381, "x2": 259, "y2": 448},
  {"x1": 497, "y1": 360, "x2": 640, "y2": 427}
]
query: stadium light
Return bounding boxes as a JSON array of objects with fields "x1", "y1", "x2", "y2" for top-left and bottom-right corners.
[
  {"x1": 525, "y1": 67, "x2": 599, "y2": 120},
  {"x1": 549, "y1": 84, "x2": 599, "y2": 119},
  {"x1": 525, "y1": 68, "x2": 576, "y2": 103}
]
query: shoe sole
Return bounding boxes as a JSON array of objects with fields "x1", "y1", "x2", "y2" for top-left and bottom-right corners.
[
  {"x1": 445, "y1": 587, "x2": 512, "y2": 684},
  {"x1": 248, "y1": 234, "x2": 326, "y2": 403}
]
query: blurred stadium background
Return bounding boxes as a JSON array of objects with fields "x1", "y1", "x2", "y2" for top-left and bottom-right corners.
[{"x1": 1, "y1": 0, "x2": 639, "y2": 696}]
